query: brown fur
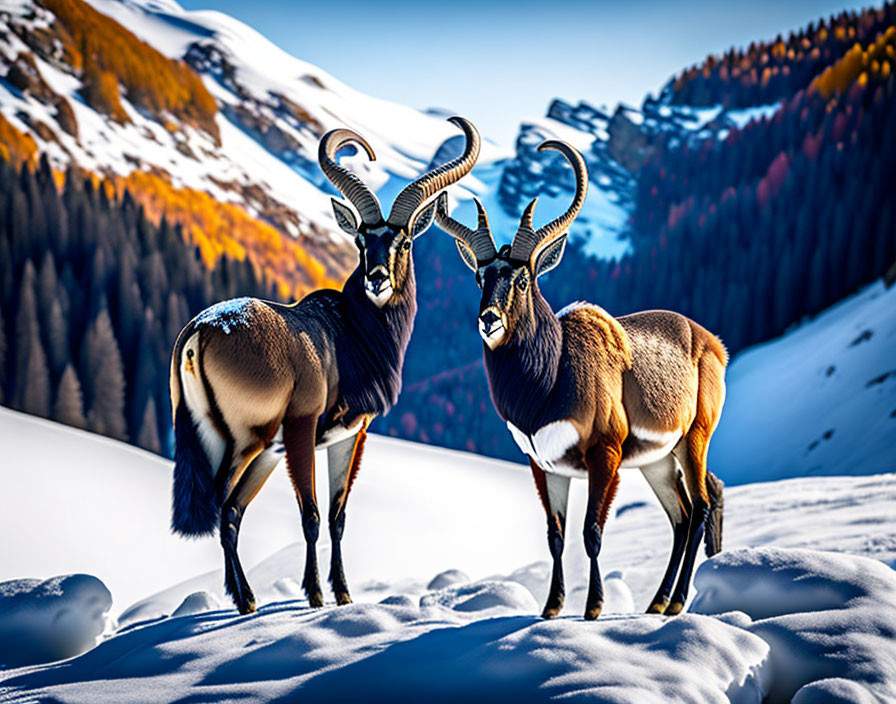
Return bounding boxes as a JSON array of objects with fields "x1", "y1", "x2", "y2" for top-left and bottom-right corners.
[
  {"x1": 529, "y1": 458, "x2": 552, "y2": 517},
  {"x1": 344, "y1": 419, "x2": 369, "y2": 500},
  {"x1": 529, "y1": 304, "x2": 726, "y2": 618}
]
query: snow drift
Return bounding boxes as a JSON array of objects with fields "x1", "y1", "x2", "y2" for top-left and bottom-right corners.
[
  {"x1": 692, "y1": 548, "x2": 896, "y2": 702},
  {"x1": 4, "y1": 548, "x2": 895, "y2": 702},
  {"x1": 0, "y1": 574, "x2": 112, "y2": 668}
]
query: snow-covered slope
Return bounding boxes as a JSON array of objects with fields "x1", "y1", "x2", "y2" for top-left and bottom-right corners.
[
  {"x1": 0, "y1": 0, "x2": 507, "y2": 254},
  {"x1": 3, "y1": 405, "x2": 895, "y2": 621},
  {"x1": 0, "y1": 408, "x2": 894, "y2": 700},
  {"x1": 711, "y1": 280, "x2": 896, "y2": 484}
]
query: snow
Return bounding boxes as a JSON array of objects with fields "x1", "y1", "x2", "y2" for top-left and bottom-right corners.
[
  {"x1": 442, "y1": 135, "x2": 631, "y2": 261},
  {"x1": 1, "y1": 406, "x2": 895, "y2": 699},
  {"x1": 1, "y1": 0, "x2": 509, "y2": 250},
  {"x1": 725, "y1": 103, "x2": 781, "y2": 129},
  {"x1": 0, "y1": 575, "x2": 112, "y2": 669},
  {"x1": 692, "y1": 548, "x2": 896, "y2": 702},
  {"x1": 711, "y1": 281, "x2": 896, "y2": 484}
]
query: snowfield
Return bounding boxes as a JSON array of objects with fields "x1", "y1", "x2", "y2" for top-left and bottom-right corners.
[
  {"x1": 1, "y1": 408, "x2": 895, "y2": 701},
  {"x1": 712, "y1": 281, "x2": 896, "y2": 484}
]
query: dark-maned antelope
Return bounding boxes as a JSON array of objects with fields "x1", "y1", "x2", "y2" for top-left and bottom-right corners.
[
  {"x1": 436, "y1": 140, "x2": 726, "y2": 620},
  {"x1": 170, "y1": 117, "x2": 480, "y2": 614}
]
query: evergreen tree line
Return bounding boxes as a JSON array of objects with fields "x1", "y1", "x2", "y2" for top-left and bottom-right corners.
[
  {"x1": 0, "y1": 155, "x2": 274, "y2": 455},
  {"x1": 669, "y1": 1, "x2": 896, "y2": 107}
]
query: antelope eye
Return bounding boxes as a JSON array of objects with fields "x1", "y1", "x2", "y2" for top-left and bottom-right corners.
[
  {"x1": 401, "y1": 239, "x2": 412, "y2": 252},
  {"x1": 516, "y1": 276, "x2": 528, "y2": 291}
]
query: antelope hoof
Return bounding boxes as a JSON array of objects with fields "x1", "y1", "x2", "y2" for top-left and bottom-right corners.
[
  {"x1": 584, "y1": 602, "x2": 603, "y2": 621},
  {"x1": 335, "y1": 591, "x2": 352, "y2": 606},
  {"x1": 307, "y1": 591, "x2": 325, "y2": 608},
  {"x1": 647, "y1": 598, "x2": 669, "y2": 614},
  {"x1": 541, "y1": 603, "x2": 563, "y2": 619},
  {"x1": 665, "y1": 601, "x2": 684, "y2": 616},
  {"x1": 237, "y1": 598, "x2": 257, "y2": 615}
]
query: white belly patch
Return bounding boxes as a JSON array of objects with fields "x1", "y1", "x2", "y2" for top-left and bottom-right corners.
[
  {"x1": 507, "y1": 420, "x2": 583, "y2": 476},
  {"x1": 316, "y1": 418, "x2": 364, "y2": 450},
  {"x1": 620, "y1": 426, "x2": 682, "y2": 468}
]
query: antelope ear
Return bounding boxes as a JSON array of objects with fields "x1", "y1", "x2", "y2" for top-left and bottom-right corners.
[
  {"x1": 331, "y1": 198, "x2": 358, "y2": 236},
  {"x1": 454, "y1": 238, "x2": 478, "y2": 272},
  {"x1": 532, "y1": 233, "x2": 568, "y2": 278},
  {"x1": 409, "y1": 199, "x2": 437, "y2": 239}
]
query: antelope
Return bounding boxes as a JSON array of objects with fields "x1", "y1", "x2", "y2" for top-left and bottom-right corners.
[
  {"x1": 435, "y1": 139, "x2": 726, "y2": 620},
  {"x1": 170, "y1": 117, "x2": 480, "y2": 614}
]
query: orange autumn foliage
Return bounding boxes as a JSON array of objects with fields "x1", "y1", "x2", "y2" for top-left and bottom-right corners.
[
  {"x1": 81, "y1": 64, "x2": 128, "y2": 123},
  {"x1": 109, "y1": 171, "x2": 339, "y2": 299},
  {"x1": 0, "y1": 113, "x2": 38, "y2": 166},
  {"x1": 39, "y1": 0, "x2": 218, "y2": 140},
  {"x1": 811, "y1": 26, "x2": 896, "y2": 98}
]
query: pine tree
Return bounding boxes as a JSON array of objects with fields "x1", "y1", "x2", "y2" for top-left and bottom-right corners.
[
  {"x1": 0, "y1": 236, "x2": 13, "y2": 310},
  {"x1": 13, "y1": 261, "x2": 51, "y2": 417},
  {"x1": 18, "y1": 329, "x2": 51, "y2": 418},
  {"x1": 45, "y1": 298, "x2": 69, "y2": 378},
  {"x1": 136, "y1": 395, "x2": 161, "y2": 454},
  {"x1": 37, "y1": 252, "x2": 58, "y2": 319},
  {"x1": 81, "y1": 307, "x2": 128, "y2": 441},
  {"x1": 53, "y1": 363, "x2": 86, "y2": 429},
  {"x1": 0, "y1": 306, "x2": 5, "y2": 404}
]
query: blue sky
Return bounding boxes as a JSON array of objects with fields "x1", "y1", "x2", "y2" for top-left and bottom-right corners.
[{"x1": 179, "y1": 0, "x2": 873, "y2": 145}]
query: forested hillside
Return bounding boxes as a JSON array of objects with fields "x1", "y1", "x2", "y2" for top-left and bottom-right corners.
[{"x1": 0, "y1": 154, "x2": 277, "y2": 456}]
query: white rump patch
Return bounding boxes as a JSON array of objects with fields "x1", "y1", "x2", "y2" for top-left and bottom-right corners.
[
  {"x1": 507, "y1": 420, "x2": 582, "y2": 476},
  {"x1": 180, "y1": 332, "x2": 226, "y2": 475}
]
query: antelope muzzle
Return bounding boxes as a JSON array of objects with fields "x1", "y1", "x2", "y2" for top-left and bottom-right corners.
[
  {"x1": 478, "y1": 306, "x2": 507, "y2": 348},
  {"x1": 365, "y1": 265, "x2": 393, "y2": 307}
]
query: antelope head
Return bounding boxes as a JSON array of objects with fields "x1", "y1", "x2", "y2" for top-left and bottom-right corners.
[
  {"x1": 436, "y1": 140, "x2": 588, "y2": 347},
  {"x1": 320, "y1": 117, "x2": 481, "y2": 307}
]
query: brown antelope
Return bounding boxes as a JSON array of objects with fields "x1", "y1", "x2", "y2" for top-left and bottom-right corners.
[
  {"x1": 435, "y1": 140, "x2": 726, "y2": 620},
  {"x1": 170, "y1": 117, "x2": 480, "y2": 614}
]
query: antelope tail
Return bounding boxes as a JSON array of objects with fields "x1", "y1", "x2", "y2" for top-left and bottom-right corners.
[
  {"x1": 170, "y1": 326, "x2": 220, "y2": 537},
  {"x1": 704, "y1": 471, "x2": 724, "y2": 556}
]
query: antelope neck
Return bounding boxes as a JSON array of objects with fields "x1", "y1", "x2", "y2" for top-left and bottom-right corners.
[{"x1": 483, "y1": 288, "x2": 563, "y2": 435}]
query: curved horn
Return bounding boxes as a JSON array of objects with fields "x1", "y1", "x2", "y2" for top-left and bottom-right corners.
[
  {"x1": 508, "y1": 198, "x2": 539, "y2": 260},
  {"x1": 319, "y1": 129, "x2": 383, "y2": 226},
  {"x1": 435, "y1": 192, "x2": 497, "y2": 263},
  {"x1": 388, "y1": 116, "x2": 481, "y2": 229},
  {"x1": 509, "y1": 140, "x2": 588, "y2": 261}
]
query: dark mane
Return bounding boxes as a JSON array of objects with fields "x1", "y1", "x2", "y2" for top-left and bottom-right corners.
[
  {"x1": 483, "y1": 288, "x2": 562, "y2": 434},
  {"x1": 335, "y1": 266, "x2": 417, "y2": 417}
]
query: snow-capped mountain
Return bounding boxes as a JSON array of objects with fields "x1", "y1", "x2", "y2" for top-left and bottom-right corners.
[
  {"x1": 0, "y1": 0, "x2": 798, "y2": 275},
  {"x1": 0, "y1": 0, "x2": 507, "y2": 279}
]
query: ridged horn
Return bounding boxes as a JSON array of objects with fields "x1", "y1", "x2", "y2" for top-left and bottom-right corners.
[
  {"x1": 435, "y1": 193, "x2": 497, "y2": 263},
  {"x1": 509, "y1": 140, "x2": 588, "y2": 262},
  {"x1": 508, "y1": 199, "x2": 539, "y2": 260},
  {"x1": 319, "y1": 129, "x2": 383, "y2": 226},
  {"x1": 387, "y1": 116, "x2": 481, "y2": 229}
]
